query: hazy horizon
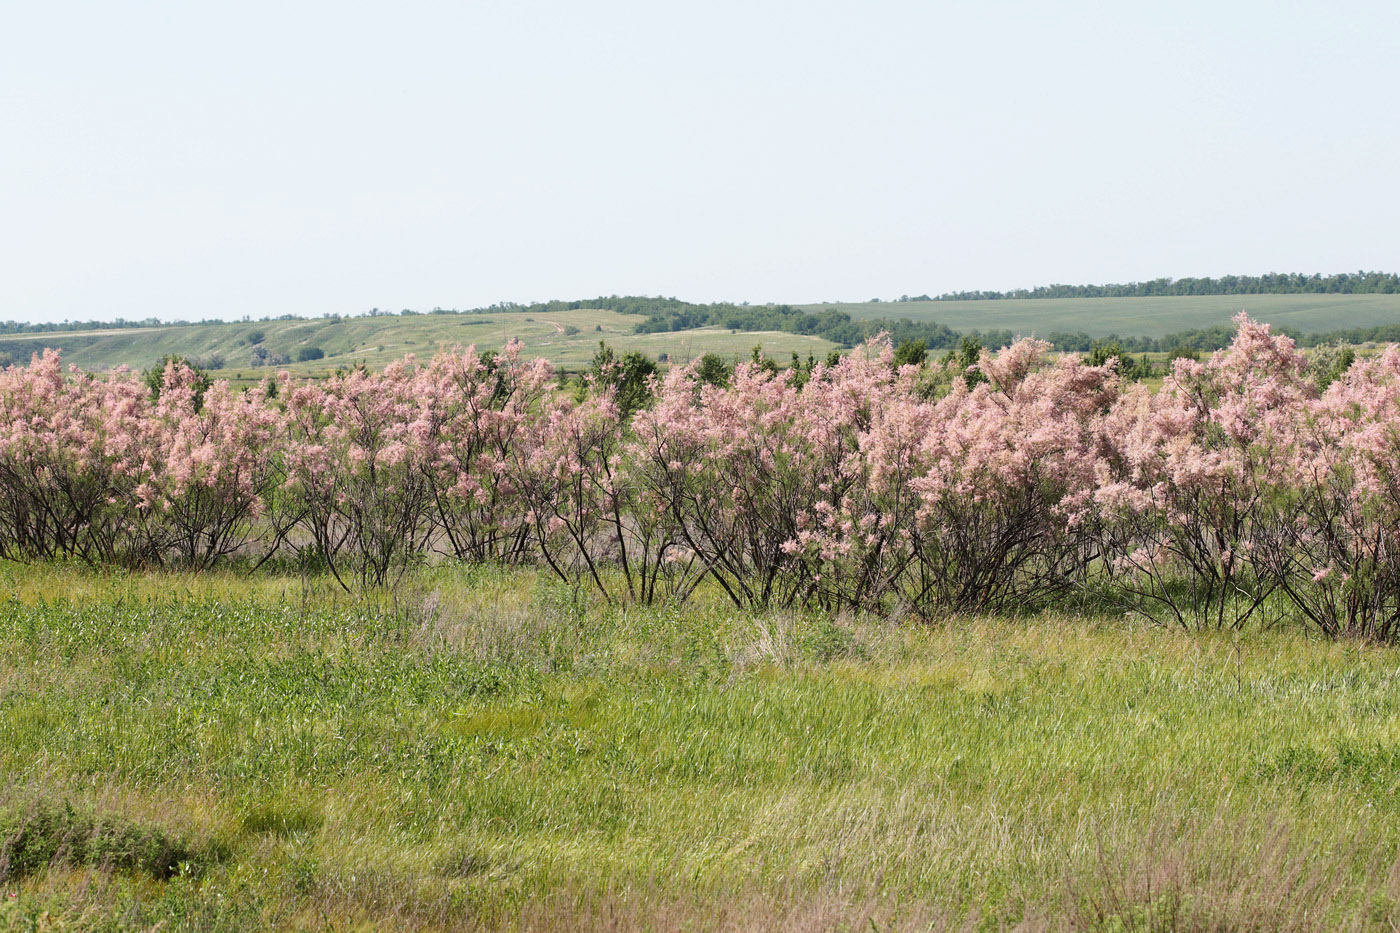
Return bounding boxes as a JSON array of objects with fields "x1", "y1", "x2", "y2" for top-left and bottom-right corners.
[{"x1": 6, "y1": 0, "x2": 1399, "y2": 325}]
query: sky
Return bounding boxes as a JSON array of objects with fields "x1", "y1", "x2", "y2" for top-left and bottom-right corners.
[{"x1": 4, "y1": 0, "x2": 1399, "y2": 324}]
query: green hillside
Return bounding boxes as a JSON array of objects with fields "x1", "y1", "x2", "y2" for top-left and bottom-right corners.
[
  {"x1": 12, "y1": 291, "x2": 1400, "y2": 380},
  {"x1": 0, "y1": 308, "x2": 838, "y2": 380},
  {"x1": 801, "y1": 293, "x2": 1400, "y2": 339}
]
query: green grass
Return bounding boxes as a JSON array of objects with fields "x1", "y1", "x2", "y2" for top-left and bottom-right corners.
[
  {"x1": 0, "y1": 564, "x2": 1398, "y2": 930},
  {"x1": 0, "y1": 311, "x2": 838, "y2": 383},
  {"x1": 802, "y1": 294, "x2": 1400, "y2": 339}
]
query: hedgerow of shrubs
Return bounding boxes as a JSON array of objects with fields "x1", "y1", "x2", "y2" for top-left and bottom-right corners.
[{"x1": 2, "y1": 316, "x2": 1400, "y2": 641}]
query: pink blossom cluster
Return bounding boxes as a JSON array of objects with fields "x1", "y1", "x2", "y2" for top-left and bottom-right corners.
[
  {"x1": 276, "y1": 340, "x2": 557, "y2": 586},
  {"x1": 633, "y1": 337, "x2": 1118, "y2": 616},
  {"x1": 3, "y1": 316, "x2": 1400, "y2": 640},
  {"x1": 0, "y1": 351, "x2": 281, "y2": 568}
]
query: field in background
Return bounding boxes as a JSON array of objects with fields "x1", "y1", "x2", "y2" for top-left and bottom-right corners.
[
  {"x1": 802, "y1": 293, "x2": 1400, "y2": 338},
  {"x1": 0, "y1": 309, "x2": 838, "y2": 383},
  {"x1": 11, "y1": 293, "x2": 1400, "y2": 381},
  {"x1": 1, "y1": 564, "x2": 1397, "y2": 930}
]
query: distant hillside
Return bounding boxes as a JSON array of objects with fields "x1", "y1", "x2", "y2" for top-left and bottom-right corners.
[
  {"x1": 800, "y1": 293, "x2": 1400, "y2": 342},
  {"x1": 0, "y1": 306, "x2": 841, "y2": 379},
  {"x1": 1, "y1": 295, "x2": 967, "y2": 358},
  {"x1": 13, "y1": 288, "x2": 1400, "y2": 378},
  {"x1": 927, "y1": 271, "x2": 1400, "y2": 301}
]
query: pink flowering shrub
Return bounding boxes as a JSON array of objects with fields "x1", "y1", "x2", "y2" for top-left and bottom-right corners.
[
  {"x1": 1249, "y1": 348, "x2": 1400, "y2": 640},
  {"x1": 279, "y1": 360, "x2": 437, "y2": 587},
  {"x1": 632, "y1": 350, "x2": 872, "y2": 609},
  {"x1": 1092, "y1": 315, "x2": 1309, "y2": 629},
  {"x1": 5, "y1": 317, "x2": 1400, "y2": 641},
  {"x1": 771, "y1": 343, "x2": 916, "y2": 612},
  {"x1": 631, "y1": 339, "x2": 1114, "y2": 615},
  {"x1": 0, "y1": 353, "x2": 284, "y2": 568},
  {"x1": 132, "y1": 362, "x2": 286, "y2": 568},
  {"x1": 893, "y1": 343, "x2": 1116, "y2": 614},
  {"x1": 509, "y1": 386, "x2": 625, "y2": 597},
  {"x1": 0, "y1": 350, "x2": 151, "y2": 563},
  {"x1": 419, "y1": 341, "x2": 554, "y2": 564},
  {"x1": 515, "y1": 377, "x2": 707, "y2": 604}
]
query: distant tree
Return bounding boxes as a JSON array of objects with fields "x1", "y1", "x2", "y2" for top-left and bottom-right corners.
[
  {"x1": 590, "y1": 341, "x2": 658, "y2": 417},
  {"x1": 694, "y1": 352, "x2": 731, "y2": 387},
  {"x1": 1048, "y1": 331, "x2": 1094, "y2": 352},
  {"x1": 245, "y1": 329, "x2": 265, "y2": 345},
  {"x1": 296, "y1": 346, "x2": 325, "y2": 362},
  {"x1": 1165, "y1": 345, "x2": 1200, "y2": 363},
  {"x1": 1086, "y1": 339, "x2": 1151, "y2": 381},
  {"x1": 749, "y1": 344, "x2": 778, "y2": 376},
  {"x1": 945, "y1": 336, "x2": 987, "y2": 388},
  {"x1": 893, "y1": 338, "x2": 928, "y2": 368},
  {"x1": 933, "y1": 270, "x2": 1400, "y2": 301},
  {"x1": 1309, "y1": 343, "x2": 1356, "y2": 391}
]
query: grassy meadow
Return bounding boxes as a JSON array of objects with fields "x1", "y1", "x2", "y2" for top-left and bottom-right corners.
[
  {"x1": 802, "y1": 294, "x2": 1400, "y2": 339},
  {"x1": 1, "y1": 564, "x2": 1398, "y2": 930}
]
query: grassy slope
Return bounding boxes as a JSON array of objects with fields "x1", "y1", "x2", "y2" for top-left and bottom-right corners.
[
  {"x1": 801, "y1": 293, "x2": 1400, "y2": 339},
  {"x1": 10, "y1": 293, "x2": 1400, "y2": 380},
  {"x1": 1, "y1": 565, "x2": 1397, "y2": 930},
  {"x1": 0, "y1": 310, "x2": 837, "y2": 380}
]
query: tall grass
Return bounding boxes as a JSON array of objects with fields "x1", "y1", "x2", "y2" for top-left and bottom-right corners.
[{"x1": 0, "y1": 562, "x2": 1397, "y2": 930}]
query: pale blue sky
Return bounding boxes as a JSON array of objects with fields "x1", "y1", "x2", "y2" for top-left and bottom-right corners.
[{"x1": 4, "y1": 0, "x2": 1398, "y2": 323}]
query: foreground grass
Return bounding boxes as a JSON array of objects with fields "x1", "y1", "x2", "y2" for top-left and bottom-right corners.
[{"x1": 0, "y1": 564, "x2": 1397, "y2": 930}]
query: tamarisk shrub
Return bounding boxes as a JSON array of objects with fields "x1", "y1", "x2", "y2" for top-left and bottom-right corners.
[
  {"x1": 279, "y1": 360, "x2": 436, "y2": 588},
  {"x1": 510, "y1": 386, "x2": 626, "y2": 598},
  {"x1": 1251, "y1": 348, "x2": 1400, "y2": 640},
  {"x1": 1092, "y1": 315, "x2": 1310, "y2": 630},
  {"x1": 0, "y1": 350, "x2": 151, "y2": 564},
  {"x1": 895, "y1": 343, "x2": 1116, "y2": 614},
  {"x1": 132, "y1": 361, "x2": 285, "y2": 568},
  {"x1": 633, "y1": 352, "x2": 857, "y2": 609},
  {"x1": 420, "y1": 341, "x2": 553, "y2": 564},
  {"x1": 6, "y1": 319, "x2": 1400, "y2": 644},
  {"x1": 763, "y1": 342, "x2": 917, "y2": 612},
  {"x1": 510, "y1": 376, "x2": 706, "y2": 604}
]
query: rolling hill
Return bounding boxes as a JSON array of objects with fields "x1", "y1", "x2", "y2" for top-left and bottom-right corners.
[
  {"x1": 799, "y1": 293, "x2": 1400, "y2": 339},
  {"x1": 11, "y1": 291, "x2": 1400, "y2": 380},
  {"x1": 0, "y1": 308, "x2": 839, "y2": 380}
]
